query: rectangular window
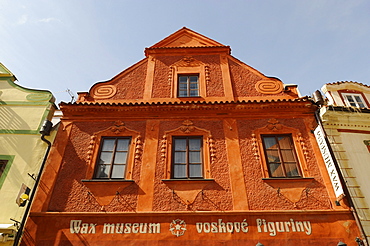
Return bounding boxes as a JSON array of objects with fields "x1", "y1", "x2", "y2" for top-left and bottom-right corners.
[
  {"x1": 343, "y1": 93, "x2": 366, "y2": 108},
  {"x1": 262, "y1": 135, "x2": 301, "y2": 178},
  {"x1": 95, "y1": 137, "x2": 131, "y2": 179},
  {"x1": 172, "y1": 136, "x2": 203, "y2": 179},
  {"x1": 0, "y1": 160, "x2": 8, "y2": 178},
  {"x1": 178, "y1": 75, "x2": 199, "y2": 97}
]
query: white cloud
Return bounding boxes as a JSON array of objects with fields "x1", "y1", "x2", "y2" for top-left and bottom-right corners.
[
  {"x1": 17, "y1": 14, "x2": 28, "y2": 25},
  {"x1": 36, "y1": 17, "x2": 61, "y2": 23}
]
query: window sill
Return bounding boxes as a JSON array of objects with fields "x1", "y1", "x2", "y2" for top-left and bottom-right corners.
[
  {"x1": 162, "y1": 179, "x2": 214, "y2": 185},
  {"x1": 262, "y1": 177, "x2": 314, "y2": 188}
]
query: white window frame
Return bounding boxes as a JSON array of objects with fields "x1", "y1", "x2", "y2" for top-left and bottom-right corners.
[{"x1": 342, "y1": 93, "x2": 366, "y2": 108}]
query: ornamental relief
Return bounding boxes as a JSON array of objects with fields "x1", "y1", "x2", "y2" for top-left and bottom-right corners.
[
  {"x1": 161, "y1": 120, "x2": 216, "y2": 167},
  {"x1": 255, "y1": 79, "x2": 283, "y2": 94},
  {"x1": 252, "y1": 118, "x2": 309, "y2": 163},
  {"x1": 90, "y1": 84, "x2": 117, "y2": 99},
  {"x1": 86, "y1": 121, "x2": 142, "y2": 166}
]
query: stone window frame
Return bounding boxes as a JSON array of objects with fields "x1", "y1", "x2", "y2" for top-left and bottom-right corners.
[
  {"x1": 252, "y1": 119, "x2": 309, "y2": 179},
  {"x1": 261, "y1": 134, "x2": 302, "y2": 178},
  {"x1": 169, "y1": 56, "x2": 208, "y2": 99},
  {"x1": 85, "y1": 121, "x2": 142, "y2": 181},
  {"x1": 161, "y1": 120, "x2": 215, "y2": 180}
]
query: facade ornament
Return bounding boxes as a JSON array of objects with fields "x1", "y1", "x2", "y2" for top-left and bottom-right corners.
[
  {"x1": 134, "y1": 135, "x2": 143, "y2": 163},
  {"x1": 297, "y1": 133, "x2": 309, "y2": 160},
  {"x1": 205, "y1": 66, "x2": 210, "y2": 85},
  {"x1": 266, "y1": 118, "x2": 283, "y2": 131},
  {"x1": 180, "y1": 120, "x2": 195, "y2": 133},
  {"x1": 91, "y1": 84, "x2": 117, "y2": 99},
  {"x1": 110, "y1": 121, "x2": 126, "y2": 134},
  {"x1": 160, "y1": 134, "x2": 167, "y2": 162},
  {"x1": 209, "y1": 135, "x2": 216, "y2": 163},
  {"x1": 251, "y1": 134, "x2": 260, "y2": 160},
  {"x1": 255, "y1": 79, "x2": 283, "y2": 94}
]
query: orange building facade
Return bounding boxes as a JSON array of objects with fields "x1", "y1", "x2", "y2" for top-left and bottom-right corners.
[{"x1": 21, "y1": 28, "x2": 363, "y2": 245}]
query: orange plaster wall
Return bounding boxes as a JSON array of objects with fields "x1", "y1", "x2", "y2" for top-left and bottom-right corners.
[
  {"x1": 153, "y1": 120, "x2": 233, "y2": 211},
  {"x1": 47, "y1": 121, "x2": 147, "y2": 212},
  {"x1": 238, "y1": 117, "x2": 332, "y2": 210},
  {"x1": 228, "y1": 58, "x2": 287, "y2": 98}
]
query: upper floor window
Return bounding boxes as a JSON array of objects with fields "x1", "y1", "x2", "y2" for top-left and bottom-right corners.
[
  {"x1": 172, "y1": 136, "x2": 203, "y2": 179},
  {"x1": 178, "y1": 75, "x2": 199, "y2": 97},
  {"x1": 342, "y1": 93, "x2": 366, "y2": 108},
  {"x1": 95, "y1": 137, "x2": 131, "y2": 179},
  {"x1": 262, "y1": 134, "x2": 301, "y2": 178}
]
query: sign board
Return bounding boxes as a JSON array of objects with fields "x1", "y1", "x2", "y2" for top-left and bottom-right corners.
[{"x1": 314, "y1": 125, "x2": 344, "y2": 198}]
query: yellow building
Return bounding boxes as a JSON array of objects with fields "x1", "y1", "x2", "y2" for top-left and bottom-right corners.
[
  {"x1": 320, "y1": 81, "x2": 370, "y2": 244},
  {"x1": 0, "y1": 63, "x2": 56, "y2": 245}
]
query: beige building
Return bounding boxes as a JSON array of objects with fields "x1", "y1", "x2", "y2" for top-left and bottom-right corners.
[
  {"x1": 0, "y1": 63, "x2": 56, "y2": 245},
  {"x1": 320, "y1": 81, "x2": 370, "y2": 243}
]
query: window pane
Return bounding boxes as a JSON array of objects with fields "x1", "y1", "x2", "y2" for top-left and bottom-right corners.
[
  {"x1": 174, "y1": 164, "x2": 186, "y2": 178},
  {"x1": 174, "y1": 152, "x2": 186, "y2": 164},
  {"x1": 179, "y1": 83, "x2": 188, "y2": 90},
  {"x1": 99, "y1": 152, "x2": 113, "y2": 164},
  {"x1": 0, "y1": 160, "x2": 8, "y2": 177},
  {"x1": 96, "y1": 164, "x2": 110, "y2": 178},
  {"x1": 285, "y1": 163, "x2": 300, "y2": 177},
  {"x1": 189, "y1": 151, "x2": 201, "y2": 163},
  {"x1": 346, "y1": 95, "x2": 354, "y2": 103},
  {"x1": 102, "y1": 139, "x2": 115, "y2": 151},
  {"x1": 277, "y1": 136, "x2": 291, "y2": 149},
  {"x1": 269, "y1": 163, "x2": 284, "y2": 177},
  {"x1": 114, "y1": 152, "x2": 127, "y2": 164},
  {"x1": 190, "y1": 83, "x2": 198, "y2": 89},
  {"x1": 189, "y1": 76, "x2": 198, "y2": 82},
  {"x1": 263, "y1": 137, "x2": 277, "y2": 149},
  {"x1": 117, "y1": 139, "x2": 130, "y2": 151},
  {"x1": 179, "y1": 76, "x2": 188, "y2": 83},
  {"x1": 189, "y1": 138, "x2": 201, "y2": 150},
  {"x1": 266, "y1": 149, "x2": 280, "y2": 163},
  {"x1": 280, "y1": 149, "x2": 295, "y2": 162},
  {"x1": 189, "y1": 164, "x2": 202, "y2": 178},
  {"x1": 179, "y1": 90, "x2": 188, "y2": 97},
  {"x1": 189, "y1": 90, "x2": 199, "y2": 97},
  {"x1": 111, "y1": 165, "x2": 125, "y2": 178},
  {"x1": 354, "y1": 96, "x2": 365, "y2": 107},
  {"x1": 175, "y1": 139, "x2": 186, "y2": 150}
]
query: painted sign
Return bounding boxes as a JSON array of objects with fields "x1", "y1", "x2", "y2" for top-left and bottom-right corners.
[
  {"x1": 314, "y1": 125, "x2": 344, "y2": 198},
  {"x1": 69, "y1": 218, "x2": 312, "y2": 237}
]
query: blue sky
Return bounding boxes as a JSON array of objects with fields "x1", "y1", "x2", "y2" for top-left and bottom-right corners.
[{"x1": 1, "y1": 0, "x2": 369, "y2": 104}]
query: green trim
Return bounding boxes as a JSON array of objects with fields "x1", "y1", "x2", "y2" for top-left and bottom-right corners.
[
  {"x1": 0, "y1": 101, "x2": 51, "y2": 106},
  {"x1": 0, "y1": 155, "x2": 15, "y2": 189},
  {"x1": 0, "y1": 129, "x2": 39, "y2": 134}
]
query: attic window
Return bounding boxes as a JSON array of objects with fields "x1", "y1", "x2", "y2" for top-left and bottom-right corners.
[
  {"x1": 342, "y1": 93, "x2": 367, "y2": 108},
  {"x1": 178, "y1": 75, "x2": 199, "y2": 97}
]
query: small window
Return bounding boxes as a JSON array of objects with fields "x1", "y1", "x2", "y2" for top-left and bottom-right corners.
[
  {"x1": 172, "y1": 136, "x2": 203, "y2": 179},
  {"x1": 262, "y1": 135, "x2": 301, "y2": 178},
  {"x1": 0, "y1": 160, "x2": 8, "y2": 178},
  {"x1": 95, "y1": 137, "x2": 131, "y2": 179},
  {"x1": 343, "y1": 93, "x2": 366, "y2": 108},
  {"x1": 178, "y1": 75, "x2": 199, "y2": 97}
]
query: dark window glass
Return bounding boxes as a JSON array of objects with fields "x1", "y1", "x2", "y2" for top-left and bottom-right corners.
[
  {"x1": 172, "y1": 136, "x2": 203, "y2": 179},
  {"x1": 262, "y1": 135, "x2": 301, "y2": 178},
  {"x1": 0, "y1": 160, "x2": 8, "y2": 178},
  {"x1": 178, "y1": 75, "x2": 199, "y2": 97},
  {"x1": 95, "y1": 137, "x2": 131, "y2": 179}
]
